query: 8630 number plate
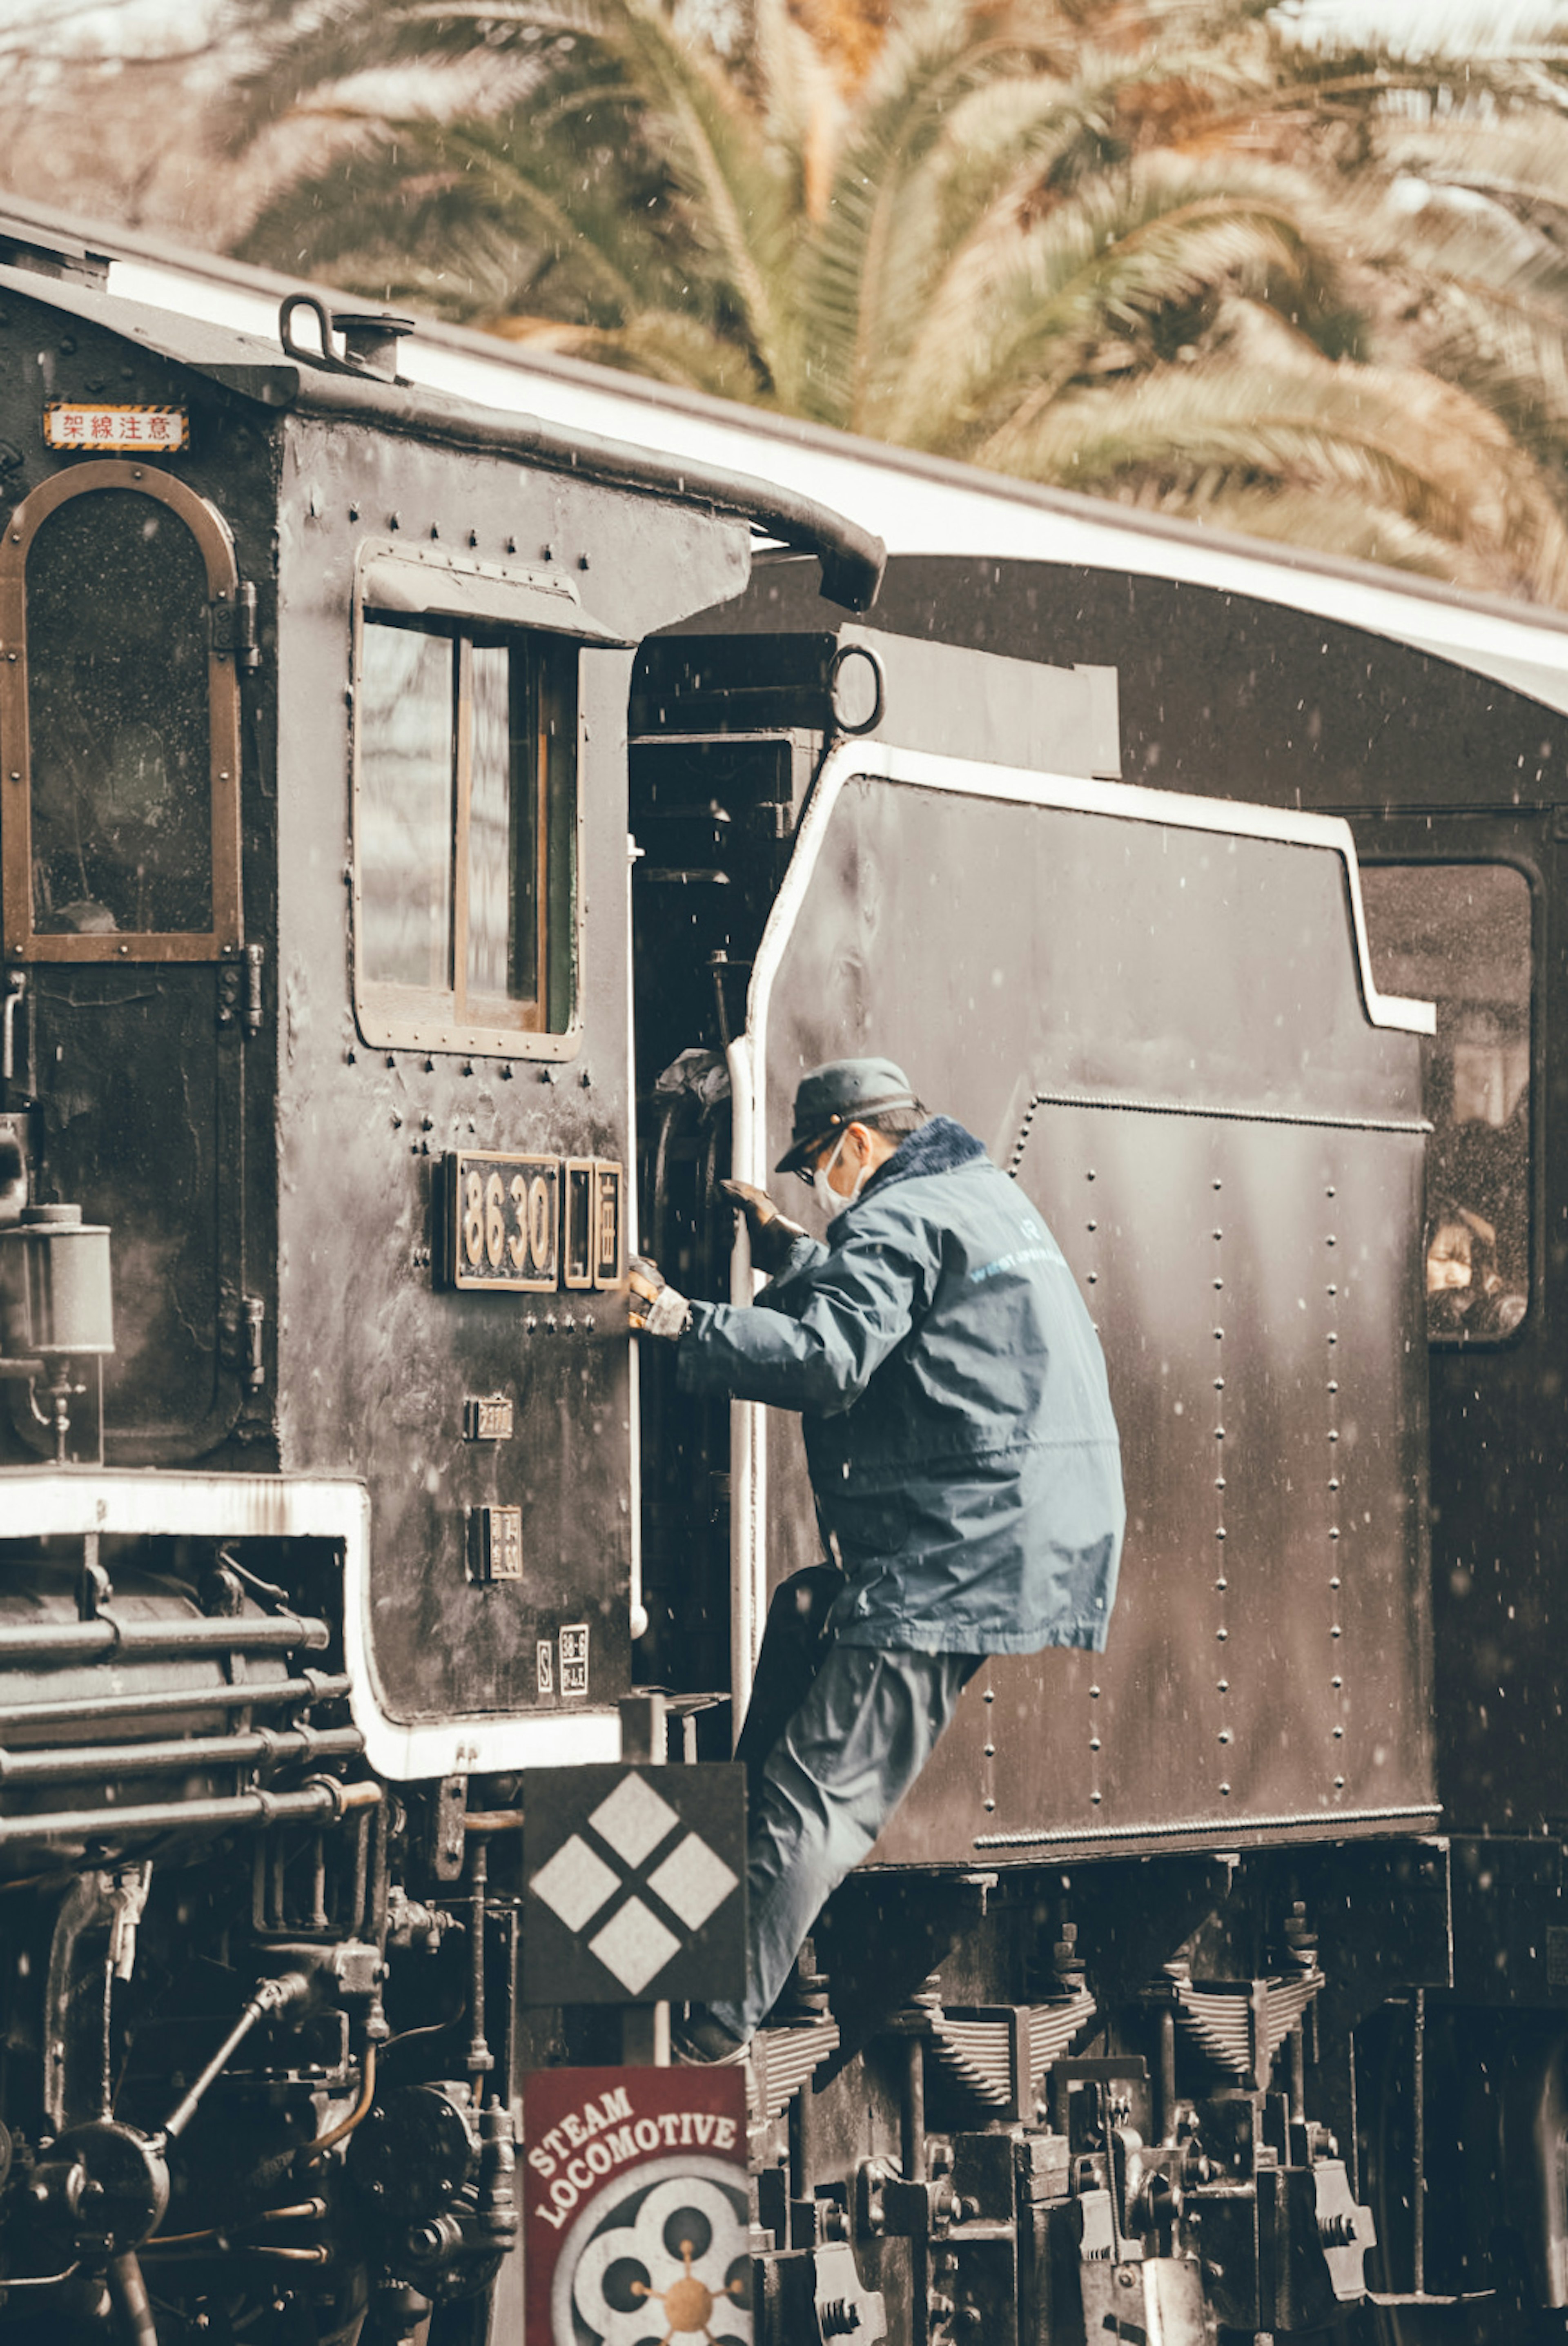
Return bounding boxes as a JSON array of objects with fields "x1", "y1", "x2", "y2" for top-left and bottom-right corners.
[
  {"x1": 443, "y1": 1151, "x2": 624, "y2": 1292},
  {"x1": 447, "y1": 1152, "x2": 560, "y2": 1291}
]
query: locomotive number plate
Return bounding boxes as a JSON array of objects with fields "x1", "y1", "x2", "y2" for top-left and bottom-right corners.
[{"x1": 444, "y1": 1152, "x2": 624, "y2": 1293}]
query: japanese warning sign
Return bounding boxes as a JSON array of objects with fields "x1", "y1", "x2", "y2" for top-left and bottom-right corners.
[{"x1": 525, "y1": 2065, "x2": 751, "y2": 2346}]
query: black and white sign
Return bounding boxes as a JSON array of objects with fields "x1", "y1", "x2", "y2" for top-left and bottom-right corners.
[{"x1": 523, "y1": 1764, "x2": 746, "y2": 2004}]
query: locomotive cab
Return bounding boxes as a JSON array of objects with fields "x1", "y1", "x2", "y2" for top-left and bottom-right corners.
[{"x1": 0, "y1": 247, "x2": 885, "y2": 2339}]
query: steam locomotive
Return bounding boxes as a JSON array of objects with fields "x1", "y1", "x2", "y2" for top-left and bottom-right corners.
[{"x1": 0, "y1": 200, "x2": 1564, "y2": 2346}]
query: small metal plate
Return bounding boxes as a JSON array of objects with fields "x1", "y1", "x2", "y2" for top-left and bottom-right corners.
[
  {"x1": 563, "y1": 1161, "x2": 595, "y2": 1289},
  {"x1": 463, "y1": 1394, "x2": 514, "y2": 1442},
  {"x1": 467, "y1": 1505, "x2": 523, "y2": 1584},
  {"x1": 593, "y1": 1162, "x2": 624, "y2": 1288},
  {"x1": 559, "y1": 1624, "x2": 590, "y2": 1697},
  {"x1": 45, "y1": 402, "x2": 187, "y2": 453},
  {"x1": 523, "y1": 1762, "x2": 746, "y2": 2004},
  {"x1": 446, "y1": 1151, "x2": 559, "y2": 1290}
]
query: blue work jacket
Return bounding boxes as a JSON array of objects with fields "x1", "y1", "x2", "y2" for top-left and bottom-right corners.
[{"x1": 675, "y1": 1118, "x2": 1124, "y2": 1655}]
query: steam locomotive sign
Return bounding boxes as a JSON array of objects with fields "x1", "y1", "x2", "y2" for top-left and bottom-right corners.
[{"x1": 524, "y1": 2068, "x2": 749, "y2": 2346}]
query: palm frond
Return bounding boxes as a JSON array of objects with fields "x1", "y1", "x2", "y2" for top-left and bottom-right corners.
[
  {"x1": 978, "y1": 350, "x2": 1568, "y2": 602},
  {"x1": 796, "y1": 2, "x2": 1078, "y2": 427},
  {"x1": 225, "y1": 0, "x2": 613, "y2": 148},
  {"x1": 888, "y1": 156, "x2": 1341, "y2": 448},
  {"x1": 486, "y1": 306, "x2": 772, "y2": 399},
  {"x1": 1127, "y1": 473, "x2": 1467, "y2": 580}
]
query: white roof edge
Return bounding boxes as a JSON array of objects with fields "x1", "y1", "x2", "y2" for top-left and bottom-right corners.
[
  {"x1": 20, "y1": 204, "x2": 1550, "y2": 713},
  {"x1": 754, "y1": 742, "x2": 1434, "y2": 1043}
]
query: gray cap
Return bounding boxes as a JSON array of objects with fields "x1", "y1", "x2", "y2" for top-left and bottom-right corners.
[{"x1": 775, "y1": 1056, "x2": 920, "y2": 1176}]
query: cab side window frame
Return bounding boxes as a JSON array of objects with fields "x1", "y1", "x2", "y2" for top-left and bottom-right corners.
[
  {"x1": 349, "y1": 544, "x2": 608, "y2": 1062},
  {"x1": 1360, "y1": 853, "x2": 1537, "y2": 1348},
  {"x1": 0, "y1": 459, "x2": 243, "y2": 962}
]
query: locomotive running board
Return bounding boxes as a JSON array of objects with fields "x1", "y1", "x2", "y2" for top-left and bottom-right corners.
[{"x1": 0, "y1": 1469, "x2": 622, "y2": 1780}]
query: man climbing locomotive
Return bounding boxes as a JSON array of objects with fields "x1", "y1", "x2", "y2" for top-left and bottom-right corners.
[{"x1": 629, "y1": 1057, "x2": 1126, "y2": 2061}]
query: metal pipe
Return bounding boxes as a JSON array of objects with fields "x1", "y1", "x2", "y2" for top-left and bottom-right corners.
[
  {"x1": 0, "y1": 1725, "x2": 363, "y2": 1785},
  {"x1": 350, "y1": 1808, "x2": 370, "y2": 1934},
  {"x1": 1412, "y1": 1988, "x2": 1426, "y2": 2296},
  {"x1": 0, "y1": 1613, "x2": 329, "y2": 1662},
  {"x1": 467, "y1": 1838, "x2": 493, "y2": 2085},
  {"x1": 368, "y1": 1787, "x2": 390, "y2": 1947},
  {"x1": 0, "y1": 1671, "x2": 352, "y2": 1732},
  {"x1": 901, "y1": 2039, "x2": 926, "y2": 2184},
  {"x1": 0, "y1": 1775, "x2": 380, "y2": 1848},
  {"x1": 108, "y1": 2252, "x2": 158, "y2": 2346},
  {"x1": 1289, "y1": 2020, "x2": 1307, "y2": 2127},
  {"x1": 302, "y1": 2040, "x2": 378, "y2": 2159},
  {"x1": 1157, "y1": 2007, "x2": 1177, "y2": 2145},
  {"x1": 161, "y1": 1970, "x2": 310, "y2": 2143},
  {"x1": 2, "y1": 971, "x2": 24, "y2": 1087}
]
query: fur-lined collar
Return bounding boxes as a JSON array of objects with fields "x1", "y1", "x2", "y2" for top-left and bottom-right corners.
[{"x1": 833, "y1": 1116, "x2": 986, "y2": 1221}]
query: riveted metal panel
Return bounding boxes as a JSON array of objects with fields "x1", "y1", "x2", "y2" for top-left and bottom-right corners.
[
  {"x1": 752, "y1": 768, "x2": 1432, "y2": 1861},
  {"x1": 270, "y1": 407, "x2": 751, "y2": 1731}
]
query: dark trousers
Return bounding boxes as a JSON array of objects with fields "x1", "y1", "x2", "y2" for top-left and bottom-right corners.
[{"x1": 715, "y1": 1567, "x2": 981, "y2": 2041}]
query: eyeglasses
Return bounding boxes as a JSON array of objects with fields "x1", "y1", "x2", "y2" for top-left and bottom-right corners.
[{"x1": 795, "y1": 1125, "x2": 849, "y2": 1191}]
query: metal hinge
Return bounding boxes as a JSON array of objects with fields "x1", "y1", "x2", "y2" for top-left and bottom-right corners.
[{"x1": 211, "y1": 581, "x2": 259, "y2": 670}]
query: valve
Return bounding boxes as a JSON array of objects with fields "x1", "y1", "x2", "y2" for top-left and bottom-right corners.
[{"x1": 34, "y1": 2120, "x2": 169, "y2": 2258}]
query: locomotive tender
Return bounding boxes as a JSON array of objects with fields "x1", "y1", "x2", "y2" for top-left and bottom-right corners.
[{"x1": 0, "y1": 202, "x2": 1561, "y2": 2346}]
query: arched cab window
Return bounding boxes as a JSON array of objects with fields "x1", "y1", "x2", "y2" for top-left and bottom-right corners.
[
  {"x1": 1361, "y1": 862, "x2": 1532, "y2": 1346},
  {"x1": 0, "y1": 461, "x2": 243, "y2": 959},
  {"x1": 352, "y1": 547, "x2": 618, "y2": 1058}
]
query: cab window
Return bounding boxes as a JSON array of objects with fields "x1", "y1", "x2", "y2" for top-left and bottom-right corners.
[
  {"x1": 0, "y1": 466, "x2": 243, "y2": 961},
  {"x1": 1360, "y1": 862, "x2": 1530, "y2": 1342},
  {"x1": 354, "y1": 615, "x2": 576, "y2": 1051}
]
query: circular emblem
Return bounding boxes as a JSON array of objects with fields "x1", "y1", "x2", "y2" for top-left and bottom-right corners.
[{"x1": 549, "y1": 2154, "x2": 751, "y2": 2345}]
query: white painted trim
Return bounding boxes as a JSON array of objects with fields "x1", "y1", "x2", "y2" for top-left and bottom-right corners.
[
  {"x1": 1, "y1": 1471, "x2": 622, "y2": 1780},
  {"x1": 625, "y1": 836, "x2": 647, "y2": 1646},
  {"x1": 724, "y1": 1031, "x2": 763, "y2": 1740}
]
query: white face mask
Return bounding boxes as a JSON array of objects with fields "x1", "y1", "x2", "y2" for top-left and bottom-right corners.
[{"x1": 821, "y1": 1125, "x2": 873, "y2": 1201}]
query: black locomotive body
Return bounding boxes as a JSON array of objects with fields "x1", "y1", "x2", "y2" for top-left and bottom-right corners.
[{"x1": 0, "y1": 218, "x2": 1558, "y2": 2346}]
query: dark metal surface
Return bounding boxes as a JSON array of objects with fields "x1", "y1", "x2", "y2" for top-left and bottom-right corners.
[
  {"x1": 670, "y1": 555, "x2": 1568, "y2": 1853},
  {"x1": 683, "y1": 550, "x2": 1568, "y2": 815},
  {"x1": 758, "y1": 770, "x2": 1431, "y2": 1859}
]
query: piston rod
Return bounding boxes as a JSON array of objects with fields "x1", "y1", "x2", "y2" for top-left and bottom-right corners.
[{"x1": 160, "y1": 1970, "x2": 311, "y2": 2144}]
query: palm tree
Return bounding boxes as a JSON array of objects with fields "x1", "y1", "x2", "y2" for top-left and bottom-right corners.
[{"x1": 229, "y1": 0, "x2": 1568, "y2": 601}]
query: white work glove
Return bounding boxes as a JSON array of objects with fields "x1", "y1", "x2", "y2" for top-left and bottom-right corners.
[{"x1": 628, "y1": 1255, "x2": 692, "y2": 1340}]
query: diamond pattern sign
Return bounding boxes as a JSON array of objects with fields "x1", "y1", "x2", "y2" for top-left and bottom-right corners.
[{"x1": 523, "y1": 1763, "x2": 746, "y2": 2003}]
